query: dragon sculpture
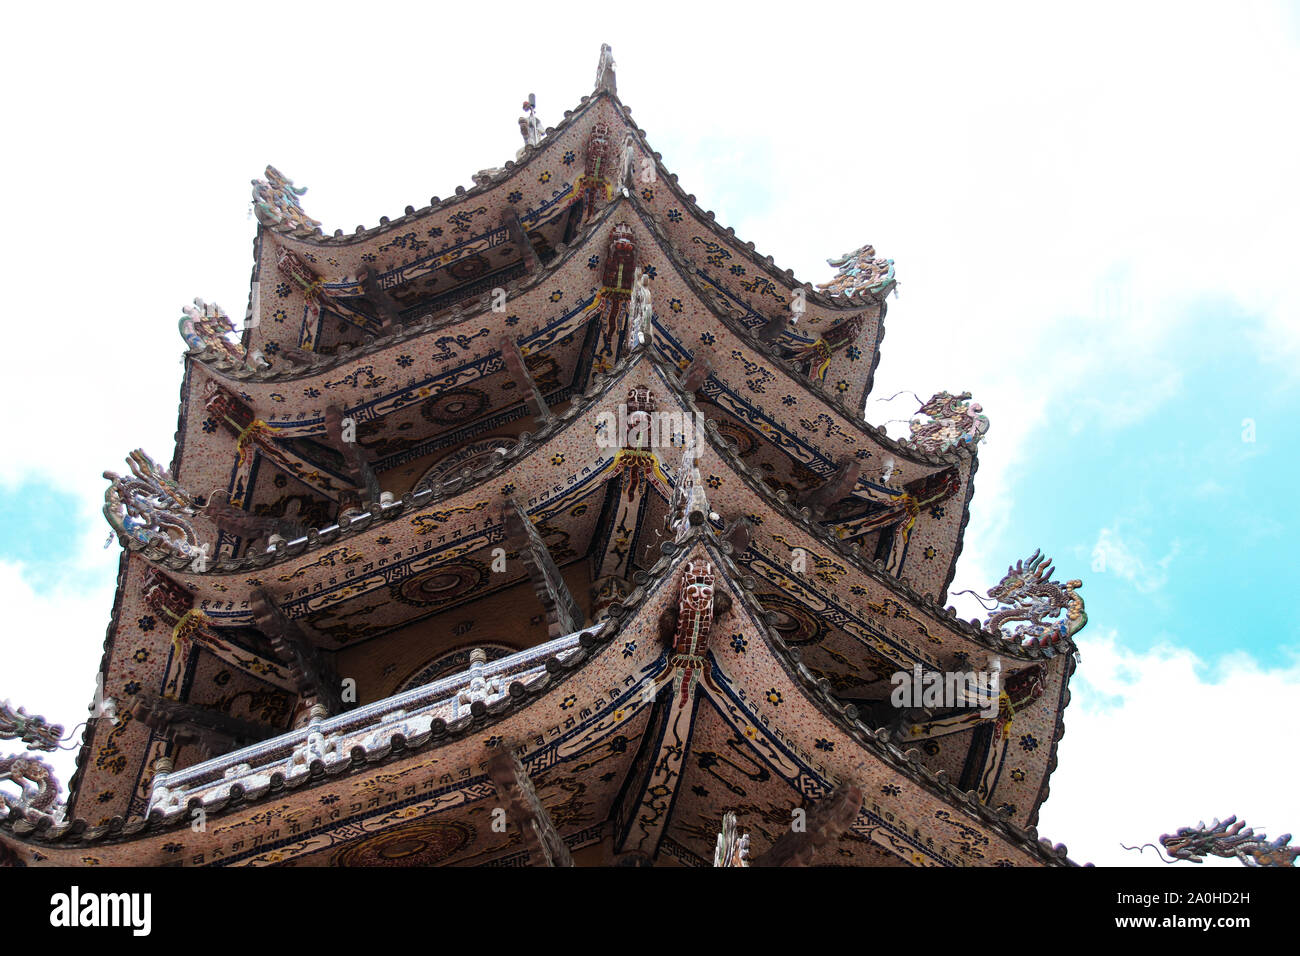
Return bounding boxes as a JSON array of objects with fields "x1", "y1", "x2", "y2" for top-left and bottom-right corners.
[
  {"x1": 103, "y1": 449, "x2": 202, "y2": 559},
  {"x1": 817, "y1": 243, "x2": 896, "y2": 298},
  {"x1": 627, "y1": 267, "x2": 652, "y2": 351},
  {"x1": 0, "y1": 754, "x2": 62, "y2": 824},
  {"x1": 908, "y1": 391, "x2": 990, "y2": 455},
  {"x1": 668, "y1": 431, "x2": 713, "y2": 543},
  {"x1": 180, "y1": 298, "x2": 268, "y2": 370},
  {"x1": 714, "y1": 811, "x2": 750, "y2": 867},
  {"x1": 985, "y1": 550, "x2": 1086, "y2": 649},
  {"x1": 0, "y1": 701, "x2": 63, "y2": 752},
  {"x1": 252, "y1": 165, "x2": 321, "y2": 232},
  {"x1": 1, "y1": 701, "x2": 68, "y2": 825},
  {"x1": 1159, "y1": 816, "x2": 1298, "y2": 867}
]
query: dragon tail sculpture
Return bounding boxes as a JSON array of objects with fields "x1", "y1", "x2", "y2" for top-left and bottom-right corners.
[{"x1": 1160, "y1": 816, "x2": 1298, "y2": 867}]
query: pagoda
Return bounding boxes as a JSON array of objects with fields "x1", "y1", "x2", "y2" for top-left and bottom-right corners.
[{"x1": 1, "y1": 46, "x2": 1087, "y2": 867}]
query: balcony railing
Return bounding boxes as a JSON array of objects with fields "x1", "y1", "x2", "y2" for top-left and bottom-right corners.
[{"x1": 147, "y1": 630, "x2": 588, "y2": 819}]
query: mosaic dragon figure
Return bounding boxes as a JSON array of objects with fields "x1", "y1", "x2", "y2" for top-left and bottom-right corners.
[
  {"x1": 985, "y1": 550, "x2": 1086, "y2": 648},
  {"x1": 1160, "y1": 816, "x2": 1298, "y2": 867},
  {"x1": 627, "y1": 267, "x2": 652, "y2": 350},
  {"x1": 0, "y1": 754, "x2": 61, "y2": 823},
  {"x1": 103, "y1": 449, "x2": 202, "y2": 559},
  {"x1": 908, "y1": 391, "x2": 990, "y2": 455},
  {"x1": 180, "y1": 298, "x2": 267, "y2": 369},
  {"x1": 0, "y1": 701, "x2": 63, "y2": 752},
  {"x1": 817, "y1": 243, "x2": 896, "y2": 298},
  {"x1": 714, "y1": 811, "x2": 750, "y2": 867},
  {"x1": 251, "y1": 165, "x2": 321, "y2": 232}
]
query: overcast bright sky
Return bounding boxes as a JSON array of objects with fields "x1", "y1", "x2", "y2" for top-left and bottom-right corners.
[{"x1": 2, "y1": 1, "x2": 1297, "y2": 866}]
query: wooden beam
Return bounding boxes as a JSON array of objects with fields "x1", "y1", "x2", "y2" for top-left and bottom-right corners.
[
  {"x1": 723, "y1": 516, "x2": 753, "y2": 554},
  {"x1": 358, "y1": 267, "x2": 403, "y2": 333},
  {"x1": 805, "y1": 459, "x2": 864, "y2": 516},
  {"x1": 611, "y1": 686, "x2": 697, "y2": 860},
  {"x1": 499, "y1": 336, "x2": 554, "y2": 425},
  {"x1": 751, "y1": 783, "x2": 864, "y2": 867},
  {"x1": 487, "y1": 750, "x2": 574, "y2": 866},
  {"x1": 503, "y1": 497, "x2": 583, "y2": 638},
  {"x1": 501, "y1": 209, "x2": 543, "y2": 273},
  {"x1": 560, "y1": 201, "x2": 584, "y2": 246},
  {"x1": 757, "y1": 314, "x2": 788, "y2": 344},
  {"x1": 203, "y1": 490, "x2": 306, "y2": 543},
  {"x1": 324, "y1": 404, "x2": 381, "y2": 501},
  {"x1": 131, "y1": 688, "x2": 276, "y2": 757},
  {"x1": 679, "y1": 352, "x2": 714, "y2": 392},
  {"x1": 250, "y1": 589, "x2": 345, "y2": 715}
]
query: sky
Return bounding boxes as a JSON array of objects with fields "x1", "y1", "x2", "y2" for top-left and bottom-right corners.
[{"x1": 1, "y1": 1, "x2": 1297, "y2": 867}]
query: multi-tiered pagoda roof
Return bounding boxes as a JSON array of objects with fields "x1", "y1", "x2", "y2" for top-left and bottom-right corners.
[{"x1": 1, "y1": 46, "x2": 1086, "y2": 867}]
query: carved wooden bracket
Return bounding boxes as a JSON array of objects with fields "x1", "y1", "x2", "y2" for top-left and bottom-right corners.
[
  {"x1": 487, "y1": 750, "x2": 574, "y2": 866},
  {"x1": 504, "y1": 498, "x2": 584, "y2": 638},
  {"x1": 250, "y1": 589, "x2": 344, "y2": 716}
]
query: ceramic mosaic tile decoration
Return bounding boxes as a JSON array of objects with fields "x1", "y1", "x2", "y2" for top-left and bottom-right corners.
[{"x1": 1, "y1": 46, "x2": 1092, "y2": 868}]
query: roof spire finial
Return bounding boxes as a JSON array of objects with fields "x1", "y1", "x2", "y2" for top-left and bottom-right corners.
[
  {"x1": 595, "y1": 43, "x2": 617, "y2": 94},
  {"x1": 519, "y1": 93, "x2": 542, "y2": 149}
]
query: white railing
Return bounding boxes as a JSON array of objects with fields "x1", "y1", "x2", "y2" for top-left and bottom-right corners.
[{"x1": 147, "y1": 629, "x2": 588, "y2": 818}]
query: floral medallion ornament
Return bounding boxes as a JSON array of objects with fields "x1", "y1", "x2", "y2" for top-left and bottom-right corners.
[
  {"x1": 907, "y1": 391, "x2": 990, "y2": 455},
  {"x1": 415, "y1": 438, "x2": 518, "y2": 490},
  {"x1": 420, "y1": 387, "x2": 490, "y2": 425},
  {"x1": 103, "y1": 449, "x2": 203, "y2": 561},
  {"x1": 817, "y1": 243, "x2": 896, "y2": 298},
  {"x1": 391, "y1": 562, "x2": 487, "y2": 608},
  {"x1": 985, "y1": 550, "x2": 1086, "y2": 648},
  {"x1": 332, "y1": 820, "x2": 475, "y2": 866},
  {"x1": 251, "y1": 165, "x2": 321, "y2": 233}
]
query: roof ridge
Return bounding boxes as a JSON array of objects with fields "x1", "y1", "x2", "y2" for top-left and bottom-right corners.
[
  {"x1": 256, "y1": 94, "x2": 610, "y2": 247},
  {"x1": 618, "y1": 194, "x2": 968, "y2": 468},
  {"x1": 606, "y1": 95, "x2": 892, "y2": 313},
  {"x1": 193, "y1": 192, "x2": 630, "y2": 384}
]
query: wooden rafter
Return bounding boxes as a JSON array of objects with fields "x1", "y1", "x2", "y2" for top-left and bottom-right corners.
[
  {"x1": 499, "y1": 336, "x2": 554, "y2": 425},
  {"x1": 131, "y1": 688, "x2": 277, "y2": 759},
  {"x1": 501, "y1": 209, "x2": 543, "y2": 274},
  {"x1": 503, "y1": 497, "x2": 583, "y2": 638},
  {"x1": 250, "y1": 589, "x2": 344, "y2": 716},
  {"x1": 358, "y1": 266, "x2": 403, "y2": 334},
  {"x1": 486, "y1": 750, "x2": 574, "y2": 867},
  {"x1": 750, "y1": 783, "x2": 864, "y2": 867}
]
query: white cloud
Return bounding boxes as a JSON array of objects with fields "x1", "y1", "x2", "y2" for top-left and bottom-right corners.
[
  {"x1": 0, "y1": 559, "x2": 118, "y2": 793},
  {"x1": 1091, "y1": 525, "x2": 1180, "y2": 594},
  {"x1": 1037, "y1": 632, "x2": 1300, "y2": 866}
]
